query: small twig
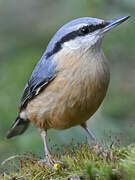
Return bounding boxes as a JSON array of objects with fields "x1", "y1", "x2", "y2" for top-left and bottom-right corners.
[
  {"x1": 9, "y1": 173, "x2": 31, "y2": 180},
  {"x1": 32, "y1": 171, "x2": 44, "y2": 180},
  {"x1": 1, "y1": 155, "x2": 36, "y2": 165},
  {"x1": 16, "y1": 173, "x2": 31, "y2": 179},
  {"x1": 43, "y1": 172, "x2": 57, "y2": 179}
]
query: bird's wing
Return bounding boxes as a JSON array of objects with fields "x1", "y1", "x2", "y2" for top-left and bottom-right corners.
[{"x1": 20, "y1": 55, "x2": 57, "y2": 109}]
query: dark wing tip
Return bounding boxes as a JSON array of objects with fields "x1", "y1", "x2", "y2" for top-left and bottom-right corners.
[{"x1": 6, "y1": 117, "x2": 29, "y2": 139}]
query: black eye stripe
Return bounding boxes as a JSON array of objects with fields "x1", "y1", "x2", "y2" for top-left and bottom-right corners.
[
  {"x1": 46, "y1": 22, "x2": 108, "y2": 59},
  {"x1": 80, "y1": 22, "x2": 108, "y2": 34},
  {"x1": 79, "y1": 26, "x2": 89, "y2": 35}
]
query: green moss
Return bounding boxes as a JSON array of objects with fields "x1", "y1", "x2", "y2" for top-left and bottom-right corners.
[{"x1": 1, "y1": 144, "x2": 135, "y2": 180}]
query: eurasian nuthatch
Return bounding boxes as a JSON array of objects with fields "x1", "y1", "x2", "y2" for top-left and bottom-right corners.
[{"x1": 6, "y1": 15, "x2": 130, "y2": 165}]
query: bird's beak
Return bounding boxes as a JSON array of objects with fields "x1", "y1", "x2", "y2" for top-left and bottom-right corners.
[{"x1": 101, "y1": 15, "x2": 131, "y2": 34}]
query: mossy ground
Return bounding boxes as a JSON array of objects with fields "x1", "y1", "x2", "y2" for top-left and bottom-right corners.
[{"x1": 0, "y1": 143, "x2": 135, "y2": 180}]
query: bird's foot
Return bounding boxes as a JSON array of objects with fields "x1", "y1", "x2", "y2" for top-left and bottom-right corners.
[
  {"x1": 38, "y1": 156, "x2": 63, "y2": 170},
  {"x1": 92, "y1": 142, "x2": 111, "y2": 160},
  {"x1": 38, "y1": 159, "x2": 53, "y2": 168},
  {"x1": 93, "y1": 141, "x2": 105, "y2": 154}
]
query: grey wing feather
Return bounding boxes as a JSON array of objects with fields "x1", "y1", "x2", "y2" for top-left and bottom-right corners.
[
  {"x1": 20, "y1": 55, "x2": 57, "y2": 109},
  {"x1": 6, "y1": 53, "x2": 57, "y2": 139}
]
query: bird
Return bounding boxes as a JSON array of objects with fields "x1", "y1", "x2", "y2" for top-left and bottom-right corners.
[{"x1": 6, "y1": 15, "x2": 130, "y2": 166}]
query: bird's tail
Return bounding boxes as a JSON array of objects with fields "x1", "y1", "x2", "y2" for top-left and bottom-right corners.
[{"x1": 6, "y1": 117, "x2": 29, "y2": 139}]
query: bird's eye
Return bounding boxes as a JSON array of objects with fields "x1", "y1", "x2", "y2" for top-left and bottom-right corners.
[{"x1": 80, "y1": 26, "x2": 89, "y2": 35}]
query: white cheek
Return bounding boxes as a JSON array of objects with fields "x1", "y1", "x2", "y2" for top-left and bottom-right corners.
[
  {"x1": 63, "y1": 35, "x2": 100, "y2": 51},
  {"x1": 82, "y1": 35, "x2": 99, "y2": 47},
  {"x1": 63, "y1": 39, "x2": 82, "y2": 50}
]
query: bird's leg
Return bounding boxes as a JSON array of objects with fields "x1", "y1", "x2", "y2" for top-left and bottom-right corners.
[
  {"x1": 40, "y1": 130, "x2": 54, "y2": 166},
  {"x1": 40, "y1": 130, "x2": 63, "y2": 168},
  {"x1": 81, "y1": 123, "x2": 98, "y2": 145},
  {"x1": 81, "y1": 123, "x2": 105, "y2": 155}
]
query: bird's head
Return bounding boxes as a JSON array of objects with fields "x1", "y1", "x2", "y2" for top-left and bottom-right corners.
[{"x1": 46, "y1": 15, "x2": 130, "y2": 58}]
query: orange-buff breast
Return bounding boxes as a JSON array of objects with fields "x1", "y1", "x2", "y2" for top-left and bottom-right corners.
[{"x1": 25, "y1": 47, "x2": 110, "y2": 130}]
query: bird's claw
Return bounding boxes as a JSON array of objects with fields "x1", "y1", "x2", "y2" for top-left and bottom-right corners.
[{"x1": 38, "y1": 157, "x2": 63, "y2": 170}]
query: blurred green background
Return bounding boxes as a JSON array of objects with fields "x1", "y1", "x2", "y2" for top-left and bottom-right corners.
[{"x1": 0, "y1": 0, "x2": 135, "y2": 163}]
